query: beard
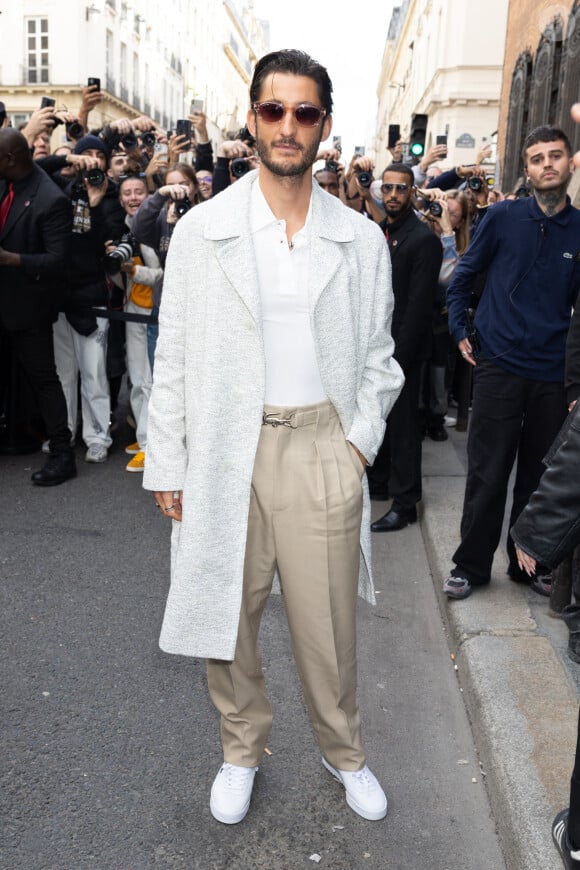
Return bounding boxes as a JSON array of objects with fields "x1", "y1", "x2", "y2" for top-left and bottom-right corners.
[{"x1": 256, "y1": 133, "x2": 322, "y2": 179}]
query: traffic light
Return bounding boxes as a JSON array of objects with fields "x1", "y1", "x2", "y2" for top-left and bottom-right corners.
[{"x1": 409, "y1": 113, "x2": 428, "y2": 158}]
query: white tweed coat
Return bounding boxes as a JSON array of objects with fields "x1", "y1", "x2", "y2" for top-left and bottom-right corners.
[{"x1": 142, "y1": 169, "x2": 404, "y2": 660}]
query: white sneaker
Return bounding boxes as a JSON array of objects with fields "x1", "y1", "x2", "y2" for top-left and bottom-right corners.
[
  {"x1": 85, "y1": 444, "x2": 108, "y2": 463},
  {"x1": 210, "y1": 762, "x2": 258, "y2": 824},
  {"x1": 322, "y1": 757, "x2": 387, "y2": 821}
]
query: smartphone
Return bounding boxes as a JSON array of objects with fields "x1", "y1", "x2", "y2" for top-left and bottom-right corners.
[
  {"x1": 176, "y1": 119, "x2": 192, "y2": 143},
  {"x1": 40, "y1": 97, "x2": 56, "y2": 109},
  {"x1": 354, "y1": 145, "x2": 365, "y2": 156},
  {"x1": 87, "y1": 77, "x2": 101, "y2": 91},
  {"x1": 154, "y1": 142, "x2": 168, "y2": 155},
  {"x1": 332, "y1": 135, "x2": 342, "y2": 152},
  {"x1": 388, "y1": 124, "x2": 400, "y2": 149},
  {"x1": 436, "y1": 134, "x2": 448, "y2": 156},
  {"x1": 190, "y1": 99, "x2": 204, "y2": 115}
]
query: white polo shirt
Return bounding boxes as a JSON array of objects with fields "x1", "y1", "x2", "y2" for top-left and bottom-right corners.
[{"x1": 250, "y1": 177, "x2": 326, "y2": 406}]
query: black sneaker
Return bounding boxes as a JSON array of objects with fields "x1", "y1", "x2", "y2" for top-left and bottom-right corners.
[
  {"x1": 553, "y1": 808, "x2": 580, "y2": 868},
  {"x1": 530, "y1": 572, "x2": 552, "y2": 597}
]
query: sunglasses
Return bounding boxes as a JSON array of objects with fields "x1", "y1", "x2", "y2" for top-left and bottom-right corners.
[
  {"x1": 252, "y1": 101, "x2": 326, "y2": 127},
  {"x1": 198, "y1": 176, "x2": 212, "y2": 183},
  {"x1": 381, "y1": 183, "x2": 410, "y2": 193}
]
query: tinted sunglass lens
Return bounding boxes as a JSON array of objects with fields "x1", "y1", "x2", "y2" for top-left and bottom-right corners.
[
  {"x1": 295, "y1": 105, "x2": 322, "y2": 126},
  {"x1": 258, "y1": 102, "x2": 284, "y2": 123}
]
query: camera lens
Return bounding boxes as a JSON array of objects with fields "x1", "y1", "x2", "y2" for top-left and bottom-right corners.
[
  {"x1": 141, "y1": 131, "x2": 155, "y2": 147},
  {"x1": 357, "y1": 171, "x2": 372, "y2": 188},
  {"x1": 468, "y1": 176, "x2": 483, "y2": 191},
  {"x1": 84, "y1": 168, "x2": 105, "y2": 186},
  {"x1": 66, "y1": 121, "x2": 84, "y2": 139},
  {"x1": 325, "y1": 160, "x2": 339, "y2": 173},
  {"x1": 174, "y1": 197, "x2": 191, "y2": 217},
  {"x1": 231, "y1": 158, "x2": 250, "y2": 178},
  {"x1": 429, "y1": 201, "x2": 443, "y2": 217},
  {"x1": 121, "y1": 132, "x2": 138, "y2": 150}
]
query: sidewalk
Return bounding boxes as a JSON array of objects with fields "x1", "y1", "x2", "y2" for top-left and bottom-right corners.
[{"x1": 420, "y1": 425, "x2": 579, "y2": 870}]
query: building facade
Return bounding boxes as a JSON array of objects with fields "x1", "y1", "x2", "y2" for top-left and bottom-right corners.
[
  {"x1": 375, "y1": 0, "x2": 509, "y2": 175},
  {"x1": 0, "y1": 0, "x2": 269, "y2": 149},
  {"x1": 499, "y1": 0, "x2": 580, "y2": 194}
]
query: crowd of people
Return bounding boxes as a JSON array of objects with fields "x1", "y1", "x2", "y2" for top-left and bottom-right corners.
[{"x1": 1, "y1": 56, "x2": 580, "y2": 865}]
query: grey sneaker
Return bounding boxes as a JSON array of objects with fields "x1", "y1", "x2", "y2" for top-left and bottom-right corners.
[
  {"x1": 443, "y1": 575, "x2": 472, "y2": 600},
  {"x1": 85, "y1": 444, "x2": 108, "y2": 463}
]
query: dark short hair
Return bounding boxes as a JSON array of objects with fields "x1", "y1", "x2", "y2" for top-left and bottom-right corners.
[
  {"x1": 522, "y1": 125, "x2": 572, "y2": 163},
  {"x1": 250, "y1": 49, "x2": 333, "y2": 114},
  {"x1": 382, "y1": 163, "x2": 414, "y2": 185}
]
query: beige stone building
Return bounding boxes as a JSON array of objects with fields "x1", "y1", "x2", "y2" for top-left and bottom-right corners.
[
  {"x1": 375, "y1": 0, "x2": 509, "y2": 175},
  {"x1": 0, "y1": 0, "x2": 269, "y2": 151},
  {"x1": 498, "y1": 0, "x2": 579, "y2": 195}
]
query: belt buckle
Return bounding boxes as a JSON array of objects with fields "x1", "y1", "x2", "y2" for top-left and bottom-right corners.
[{"x1": 262, "y1": 411, "x2": 297, "y2": 428}]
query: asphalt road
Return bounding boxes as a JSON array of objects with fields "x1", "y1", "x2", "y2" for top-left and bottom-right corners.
[{"x1": 1, "y1": 408, "x2": 505, "y2": 870}]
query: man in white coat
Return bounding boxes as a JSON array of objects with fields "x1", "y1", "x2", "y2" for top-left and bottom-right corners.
[{"x1": 143, "y1": 49, "x2": 404, "y2": 825}]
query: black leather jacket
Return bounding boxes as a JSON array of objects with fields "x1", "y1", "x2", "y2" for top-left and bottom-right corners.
[{"x1": 511, "y1": 401, "x2": 580, "y2": 567}]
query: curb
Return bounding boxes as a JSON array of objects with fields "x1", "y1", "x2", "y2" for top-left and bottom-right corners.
[{"x1": 420, "y1": 441, "x2": 578, "y2": 870}]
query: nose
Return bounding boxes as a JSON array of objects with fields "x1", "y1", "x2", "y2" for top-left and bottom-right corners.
[{"x1": 279, "y1": 107, "x2": 298, "y2": 137}]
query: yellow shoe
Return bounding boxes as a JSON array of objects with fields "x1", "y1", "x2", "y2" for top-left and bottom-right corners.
[
  {"x1": 125, "y1": 441, "x2": 140, "y2": 455},
  {"x1": 126, "y1": 451, "x2": 145, "y2": 472}
]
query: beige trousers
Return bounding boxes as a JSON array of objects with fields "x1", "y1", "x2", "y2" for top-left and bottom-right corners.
[{"x1": 206, "y1": 400, "x2": 366, "y2": 771}]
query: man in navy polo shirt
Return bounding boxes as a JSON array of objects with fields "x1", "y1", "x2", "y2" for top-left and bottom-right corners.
[{"x1": 443, "y1": 125, "x2": 580, "y2": 600}]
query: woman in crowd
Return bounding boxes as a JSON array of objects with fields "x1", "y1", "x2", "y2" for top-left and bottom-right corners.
[
  {"x1": 130, "y1": 163, "x2": 202, "y2": 368},
  {"x1": 106, "y1": 171, "x2": 163, "y2": 472}
]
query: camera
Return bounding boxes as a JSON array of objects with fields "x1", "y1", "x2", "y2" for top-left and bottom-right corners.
[
  {"x1": 121, "y1": 131, "x2": 138, "y2": 150},
  {"x1": 467, "y1": 176, "x2": 483, "y2": 192},
  {"x1": 231, "y1": 157, "x2": 250, "y2": 178},
  {"x1": 83, "y1": 167, "x2": 106, "y2": 187},
  {"x1": 174, "y1": 197, "x2": 191, "y2": 218},
  {"x1": 66, "y1": 120, "x2": 84, "y2": 140},
  {"x1": 325, "y1": 160, "x2": 339, "y2": 173},
  {"x1": 104, "y1": 233, "x2": 137, "y2": 275},
  {"x1": 429, "y1": 201, "x2": 443, "y2": 217},
  {"x1": 515, "y1": 185, "x2": 529, "y2": 198},
  {"x1": 141, "y1": 130, "x2": 156, "y2": 147},
  {"x1": 357, "y1": 170, "x2": 373, "y2": 188}
]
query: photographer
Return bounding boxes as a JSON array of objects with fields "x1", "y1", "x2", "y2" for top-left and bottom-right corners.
[
  {"x1": 131, "y1": 163, "x2": 201, "y2": 366},
  {"x1": 344, "y1": 155, "x2": 385, "y2": 222},
  {"x1": 53, "y1": 135, "x2": 121, "y2": 464},
  {"x1": 418, "y1": 189, "x2": 470, "y2": 438},
  {"x1": 105, "y1": 172, "x2": 162, "y2": 472},
  {"x1": 314, "y1": 147, "x2": 348, "y2": 205},
  {"x1": 212, "y1": 135, "x2": 258, "y2": 196}
]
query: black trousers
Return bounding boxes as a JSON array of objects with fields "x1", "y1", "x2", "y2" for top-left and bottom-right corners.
[
  {"x1": 367, "y1": 362, "x2": 422, "y2": 510},
  {"x1": 452, "y1": 360, "x2": 567, "y2": 585},
  {"x1": 570, "y1": 707, "x2": 580, "y2": 848},
  {"x1": 9, "y1": 322, "x2": 72, "y2": 454}
]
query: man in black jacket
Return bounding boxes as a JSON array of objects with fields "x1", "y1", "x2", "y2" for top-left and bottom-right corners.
[
  {"x1": 369, "y1": 163, "x2": 443, "y2": 531},
  {"x1": 0, "y1": 129, "x2": 76, "y2": 485}
]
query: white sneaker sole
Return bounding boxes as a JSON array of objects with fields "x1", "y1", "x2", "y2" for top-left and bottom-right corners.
[
  {"x1": 321, "y1": 757, "x2": 387, "y2": 821},
  {"x1": 209, "y1": 795, "x2": 251, "y2": 825}
]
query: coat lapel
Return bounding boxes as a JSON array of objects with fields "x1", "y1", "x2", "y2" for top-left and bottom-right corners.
[
  {"x1": 205, "y1": 172, "x2": 262, "y2": 328},
  {"x1": 309, "y1": 184, "x2": 354, "y2": 311}
]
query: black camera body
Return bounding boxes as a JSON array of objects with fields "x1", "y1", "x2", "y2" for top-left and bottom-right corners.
[
  {"x1": 467, "y1": 176, "x2": 483, "y2": 192},
  {"x1": 174, "y1": 197, "x2": 192, "y2": 217},
  {"x1": 429, "y1": 201, "x2": 443, "y2": 217},
  {"x1": 83, "y1": 167, "x2": 106, "y2": 187},
  {"x1": 231, "y1": 157, "x2": 250, "y2": 178},
  {"x1": 104, "y1": 233, "x2": 137, "y2": 275},
  {"x1": 357, "y1": 170, "x2": 373, "y2": 188}
]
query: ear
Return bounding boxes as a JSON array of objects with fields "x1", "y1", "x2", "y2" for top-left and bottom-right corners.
[
  {"x1": 321, "y1": 114, "x2": 332, "y2": 144},
  {"x1": 246, "y1": 108, "x2": 256, "y2": 139}
]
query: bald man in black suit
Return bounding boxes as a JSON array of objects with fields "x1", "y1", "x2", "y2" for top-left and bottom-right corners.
[{"x1": 0, "y1": 128, "x2": 76, "y2": 485}]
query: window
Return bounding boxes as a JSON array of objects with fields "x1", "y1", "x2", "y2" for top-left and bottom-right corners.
[{"x1": 26, "y1": 17, "x2": 49, "y2": 84}]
